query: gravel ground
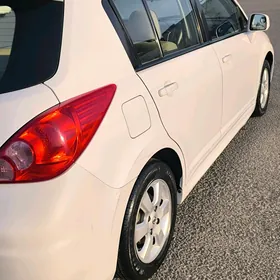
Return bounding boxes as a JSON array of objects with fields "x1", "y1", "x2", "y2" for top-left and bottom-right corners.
[{"x1": 118, "y1": 0, "x2": 280, "y2": 279}]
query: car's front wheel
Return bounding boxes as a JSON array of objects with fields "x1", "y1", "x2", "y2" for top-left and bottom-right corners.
[
  {"x1": 253, "y1": 60, "x2": 271, "y2": 117},
  {"x1": 116, "y1": 160, "x2": 177, "y2": 280}
]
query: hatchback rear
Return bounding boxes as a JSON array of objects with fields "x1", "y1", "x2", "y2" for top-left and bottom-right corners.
[{"x1": 0, "y1": 1, "x2": 175, "y2": 279}]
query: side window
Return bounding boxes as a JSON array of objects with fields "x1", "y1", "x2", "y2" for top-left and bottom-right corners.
[
  {"x1": 199, "y1": 0, "x2": 244, "y2": 40},
  {"x1": 146, "y1": 0, "x2": 200, "y2": 55},
  {"x1": 113, "y1": 0, "x2": 161, "y2": 64},
  {"x1": 0, "y1": 6, "x2": 15, "y2": 81},
  {"x1": 0, "y1": 2, "x2": 64, "y2": 94}
]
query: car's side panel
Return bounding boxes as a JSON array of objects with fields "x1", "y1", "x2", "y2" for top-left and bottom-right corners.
[
  {"x1": 212, "y1": 33, "x2": 258, "y2": 131},
  {"x1": 181, "y1": 97, "x2": 255, "y2": 201},
  {"x1": 181, "y1": 31, "x2": 274, "y2": 200},
  {"x1": 138, "y1": 45, "x2": 223, "y2": 181},
  {"x1": 220, "y1": 32, "x2": 273, "y2": 137}
]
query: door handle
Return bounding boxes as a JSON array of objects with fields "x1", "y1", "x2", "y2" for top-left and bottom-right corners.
[
  {"x1": 158, "y1": 82, "x2": 178, "y2": 97},
  {"x1": 222, "y1": 54, "x2": 232, "y2": 64}
]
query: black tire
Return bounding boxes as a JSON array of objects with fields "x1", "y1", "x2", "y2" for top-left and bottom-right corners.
[
  {"x1": 116, "y1": 160, "x2": 177, "y2": 280},
  {"x1": 253, "y1": 60, "x2": 271, "y2": 117}
]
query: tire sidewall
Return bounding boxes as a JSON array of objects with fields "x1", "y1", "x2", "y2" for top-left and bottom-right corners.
[{"x1": 118, "y1": 161, "x2": 177, "y2": 280}]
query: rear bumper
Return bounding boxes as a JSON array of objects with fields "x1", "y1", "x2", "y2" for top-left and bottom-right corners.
[{"x1": 0, "y1": 163, "x2": 133, "y2": 280}]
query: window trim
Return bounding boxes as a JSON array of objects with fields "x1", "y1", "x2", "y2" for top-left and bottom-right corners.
[
  {"x1": 141, "y1": 0, "x2": 164, "y2": 59},
  {"x1": 137, "y1": 41, "x2": 204, "y2": 71},
  {"x1": 194, "y1": 0, "x2": 249, "y2": 44}
]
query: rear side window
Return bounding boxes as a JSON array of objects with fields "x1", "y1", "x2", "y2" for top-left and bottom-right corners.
[
  {"x1": 113, "y1": 0, "x2": 161, "y2": 64},
  {"x1": 0, "y1": 6, "x2": 15, "y2": 81},
  {"x1": 146, "y1": 0, "x2": 200, "y2": 55},
  {"x1": 199, "y1": 0, "x2": 245, "y2": 40},
  {"x1": 0, "y1": 1, "x2": 64, "y2": 94},
  {"x1": 111, "y1": 0, "x2": 200, "y2": 67}
]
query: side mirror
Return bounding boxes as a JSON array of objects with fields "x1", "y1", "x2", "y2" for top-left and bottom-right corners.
[
  {"x1": 248, "y1": 13, "x2": 270, "y2": 32},
  {"x1": 216, "y1": 20, "x2": 235, "y2": 38}
]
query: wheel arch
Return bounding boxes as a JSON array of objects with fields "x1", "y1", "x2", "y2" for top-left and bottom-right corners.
[
  {"x1": 132, "y1": 146, "x2": 186, "y2": 204},
  {"x1": 265, "y1": 51, "x2": 273, "y2": 68},
  {"x1": 151, "y1": 148, "x2": 183, "y2": 194},
  {"x1": 265, "y1": 51, "x2": 274, "y2": 80}
]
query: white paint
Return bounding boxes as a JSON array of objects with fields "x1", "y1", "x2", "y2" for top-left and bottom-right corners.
[{"x1": 0, "y1": 0, "x2": 275, "y2": 279}]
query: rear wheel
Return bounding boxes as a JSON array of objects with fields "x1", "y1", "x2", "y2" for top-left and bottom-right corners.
[
  {"x1": 116, "y1": 161, "x2": 177, "y2": 280},
  {"x1": 253, "y1": 60, "x2": 271, "y2": 117}
]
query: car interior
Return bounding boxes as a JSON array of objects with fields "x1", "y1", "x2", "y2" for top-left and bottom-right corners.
[
  {"x1": 125, "y1": 9, "x2": 178, "y2": 63},
  {"x1": 126, "y1": 10, "x2": 200, "y2": 63}
]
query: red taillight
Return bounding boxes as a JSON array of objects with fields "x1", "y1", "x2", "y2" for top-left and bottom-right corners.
[{"x1": 0, "y1": 84, "x2": 116, "y2": 183}]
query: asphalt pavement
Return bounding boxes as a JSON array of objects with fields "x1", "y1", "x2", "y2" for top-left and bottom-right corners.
[{"x1": 118, "y1": 0, "x2": 280, "y2": 279}]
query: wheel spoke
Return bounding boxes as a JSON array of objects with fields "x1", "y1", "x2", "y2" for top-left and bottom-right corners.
[
  {"x1": 263, "y1": 69, "x2": 268, "y2": 82},
  {"x1": 138, "y1": 235, "x2": 153, "y2": 261},
  {"x1": 140, "y1": 191, "x2": 153, "y2": 213},
  {"x1": 260, "y1": 69, "x2": 270, "y2": 109},
  {"x1": 135, "y1": 221, "x2": 149, "y2": 243},
  {"x1": 152, "y1": 181, "x2": 161, "y2": 206},
  {"x1": 157, "y1": 200, "x2": 170, "y2": 219},
  {"x1": 260, "y1": 92, "x2": 264, "y2": 103},
  {"x1": 154, "y1": 230, "x2": 165, "y2": 247}
]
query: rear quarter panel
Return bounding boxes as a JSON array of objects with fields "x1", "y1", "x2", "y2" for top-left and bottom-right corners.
[
  {"x1": 45, "y1": 0, "x2": 186, "y2": 190},
  {"x1": 0, "y1": 85, "x2": 58, "y2": 147}
]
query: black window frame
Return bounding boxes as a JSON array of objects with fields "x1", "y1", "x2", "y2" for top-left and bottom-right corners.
[
  {"x1": 103, "y1": 0, "x2": 205, "y2": 71},
  {"x1": 102, "y1": 0, "x2": 141, "y2": 69},
  {"x1": 194, "y1": 0, "x2": 248, "y2": 43}
]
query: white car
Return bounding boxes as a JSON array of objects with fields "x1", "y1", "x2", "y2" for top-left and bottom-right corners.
[{"x1": 0, "y1": 0, "x2": 274, "y2": 280}]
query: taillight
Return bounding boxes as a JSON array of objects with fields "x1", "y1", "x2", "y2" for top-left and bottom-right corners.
[{"x1": 0, "y1": 84, "x2": 116, "y2": 183}]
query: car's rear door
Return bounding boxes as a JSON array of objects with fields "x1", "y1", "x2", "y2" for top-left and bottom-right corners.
[
  {"x1": 138, "y1": 0, "x2": 224, "y2": 176},
  {"x1": 197, "y1": 0, "x2": 259, "y2": 134},
  {"x1": 112, "y1": 0, "x2": 223, "y2": 177}
]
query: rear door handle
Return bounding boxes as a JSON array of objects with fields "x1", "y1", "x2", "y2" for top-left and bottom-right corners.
[
  {"x1": 222, "y1": 54, "x2": 232, "y2": 64},
  {"x1": 158, "y1": 82, "x2": 178, "y2": 97}
]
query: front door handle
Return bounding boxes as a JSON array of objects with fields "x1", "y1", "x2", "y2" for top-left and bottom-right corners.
[
  {"x1": 158, "y1": 82, "x2": 178, "y2": 97},
  {"x1": 222, "y1": 54, "x2": 232, "y2": 64}
]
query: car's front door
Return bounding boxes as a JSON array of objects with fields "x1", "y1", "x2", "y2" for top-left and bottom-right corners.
[{"x1": 198, "y1": 0, "x2": 258, "y2": 133}]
